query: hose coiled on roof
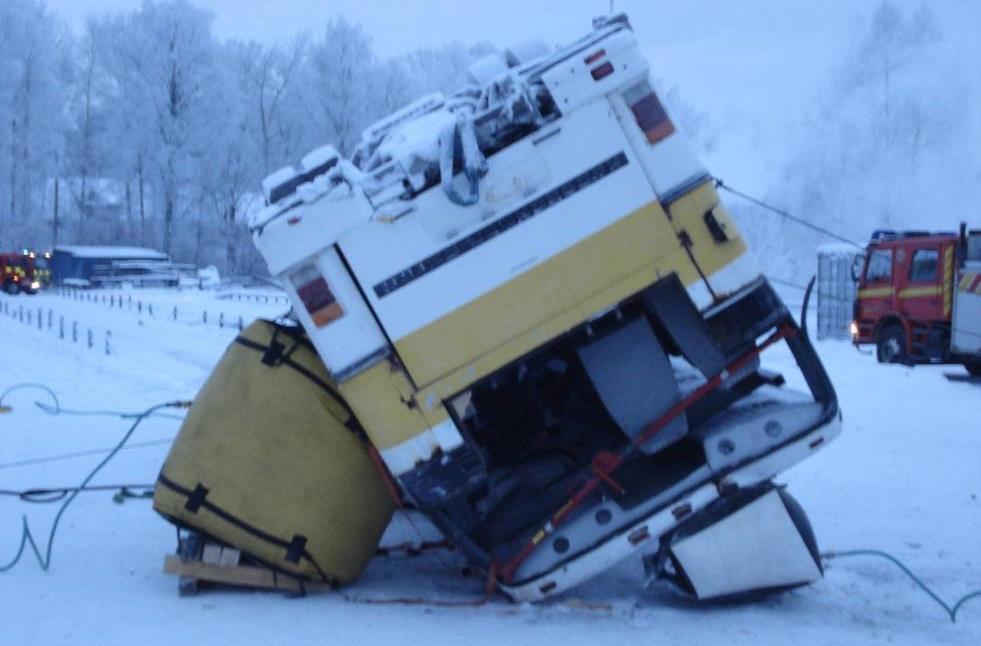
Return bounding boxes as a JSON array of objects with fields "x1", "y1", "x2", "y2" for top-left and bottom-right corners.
[{"x1": 439, "y1": 115, "x2": 488, "y2": 207}]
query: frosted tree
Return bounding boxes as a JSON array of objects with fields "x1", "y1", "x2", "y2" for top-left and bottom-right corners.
[
  {"x1": 297, "y1": 17, "x2": 379, "y2": 156},
  {"x1": 766, "y1": 0, "x2": 970, "y2": 278},
  {"x1": 92, "y1": 0, "x2": 223, "y2": 256},
  {"x1": 231, "y1": 37, "x2": 308, "y2": 176},
  {"x1": 0, "y1": 0, "x2": 69, "y2": 249}
]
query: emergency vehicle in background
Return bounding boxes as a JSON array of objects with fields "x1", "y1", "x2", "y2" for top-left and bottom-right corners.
[
  {"x1": 853, "y1": 224, "x2": 981, "y2": 375},
  {"x1": 0, "y1": 250, "x2": 47, "y2": 295},
  {"x1": 238, "y1": 14, "x2": 842, "y2": 602}
]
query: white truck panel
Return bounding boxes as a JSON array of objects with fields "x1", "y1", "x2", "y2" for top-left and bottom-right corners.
[
  {"x1": 339, "y1": 97, "x2": 657, "y2": 342},
  {"x1": 951, "y1": 259, "x2": 981, "y2": 356},
  {"x1": 283, "y1": 246, "x2": 389, "y2": 380}
]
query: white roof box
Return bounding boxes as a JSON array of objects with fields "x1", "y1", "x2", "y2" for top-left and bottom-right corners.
[
  {"x1": 301, "y1": 145, "x2": 340, "y2": 173},
  {"x1": 262, "y1": 145, "x2": 340, "y2": 205},
  {"x1": 467, "y1": 54, "x2": 509, "y2": 86},
  {"x1": 361, "y1": 93, "x2": 444, "y2": 145}
]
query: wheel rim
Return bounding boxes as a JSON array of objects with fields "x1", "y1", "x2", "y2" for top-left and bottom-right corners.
[{"x1": 883, "y1": 337, "x2": 901, "y2": 361}]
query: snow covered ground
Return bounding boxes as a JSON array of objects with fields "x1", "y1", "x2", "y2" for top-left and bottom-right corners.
[{"x1": 1, "y1": 287, "x2": 979, "y2": 645}]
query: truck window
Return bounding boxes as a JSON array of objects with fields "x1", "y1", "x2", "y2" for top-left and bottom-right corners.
[
  {"x1": 969, "y1": 234, "x2": 981, "y2": 262},
  {"x1": 908, "y1": 248, "x2": 938, "y2": 282},
  {"x1": 865, "y1": 249, "x2": 892, "y2": 283}
]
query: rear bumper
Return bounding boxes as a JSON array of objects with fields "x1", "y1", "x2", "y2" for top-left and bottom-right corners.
[
  {"x1": 500, "y1": 281, "x2": 840, "y2": 601},
  {"x1": 501, "y1": 402, "x2": 841, "y2": 602}
]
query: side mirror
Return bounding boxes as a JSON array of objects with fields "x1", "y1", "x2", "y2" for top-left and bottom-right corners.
[
  {"x1": 850, "y1": 253, "x2": 864, "y2": 282},
  {"x1": 959, "y1": 222, "x2": 968, "y2": 268}
]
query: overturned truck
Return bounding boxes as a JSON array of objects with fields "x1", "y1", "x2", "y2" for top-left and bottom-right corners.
[{"x1": 160, "y1": 14, "x2": 841, "y2": 602}]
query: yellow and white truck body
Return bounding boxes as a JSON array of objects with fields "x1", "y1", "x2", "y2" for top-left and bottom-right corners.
[{"x1": 252, "y1": 15, "x2": 841, "y2": 601}]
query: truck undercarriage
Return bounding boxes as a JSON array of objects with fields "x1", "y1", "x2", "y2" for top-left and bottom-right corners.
[{"x1": 398, "y1": 277, "x2": 840, "y2": 599}]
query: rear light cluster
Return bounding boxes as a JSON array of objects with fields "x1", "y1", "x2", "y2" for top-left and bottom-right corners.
[
  {"x1": 290, "y1": 262, "x2": 343, "y2": 327},
  {"x1": 585, "y1": 49, "x2": 615, "y2": 81},
  {"x1": 622, "y1": 80, "x2": 675, "y2": 145}
]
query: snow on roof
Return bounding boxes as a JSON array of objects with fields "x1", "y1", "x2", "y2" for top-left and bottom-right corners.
[
  {"x1": 53, "y1": 245, "x2": 169, "y2": 260},
  {"x1": 817, "y1": 243, "x2": 862, "y2": 256}
]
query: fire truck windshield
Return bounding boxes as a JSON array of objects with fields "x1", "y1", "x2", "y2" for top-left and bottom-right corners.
[{"x1": 865, "y1": 249, "x2": 892, "y2": 282}]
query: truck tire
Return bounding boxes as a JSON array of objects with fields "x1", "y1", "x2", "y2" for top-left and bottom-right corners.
[
  {"x1": 3, "y1": 281, "x2": 19, "y2": 295},
  {"x1": 876, "y1": 325, "x2": 906, "y2": 364},
  {"x1": 966, "y1": 361, "x2": 981, "y2": 377}
]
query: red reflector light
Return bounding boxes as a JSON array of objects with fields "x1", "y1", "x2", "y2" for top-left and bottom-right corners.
[
  {"x1": 628, "y1": 526, "x2": 650, "y2": 545},
  {"x1": 623, "y1": 80, "x2": 676, "y2": 145},
  {"x1": 290, "y1": 263, "x2": 343, "y2": 327},
  {"x1": 590, "y1": 61, "x2": 615, "y2": 81},
  {"x1": 671, "y1": 502, "x2": 692, "y2": 520},
  {"x1": 584, "y1": 49, "x2": 606, "y2": 65}
]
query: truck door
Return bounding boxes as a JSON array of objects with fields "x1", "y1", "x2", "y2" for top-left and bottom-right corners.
[
  {"x1": 857, "y1": 246, "x2": 894, "y2": 332},
  {"x1": 952, "y1": 232, "x2": 981, "y2": 356},
  {"x1": 899, "y1": 243, "x2": 944, "y2": 323}
]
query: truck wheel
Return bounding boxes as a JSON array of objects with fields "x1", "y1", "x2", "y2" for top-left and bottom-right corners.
[
  {"x1": 876, "y1": 325, "x2": 906, "y2": 364},
  {"x1": 4, "y1": 281, "x2": 19, "y2": 295},
  {"x1": 966, "y1": 361, "x2": 981, "y2": 377}
]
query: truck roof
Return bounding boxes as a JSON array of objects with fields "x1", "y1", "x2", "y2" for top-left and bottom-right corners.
[
  {"x1": 53, "y1": 245, "x2": 169, "y2": 260},
  {"x1": 869, "y1": 229, "x2": 956, "y2": 243}
]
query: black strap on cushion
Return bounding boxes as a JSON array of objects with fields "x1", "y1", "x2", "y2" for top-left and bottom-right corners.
[
  {"x1": 285, "y1": 535, "x2": 308, "y2": 564},
  {"x1": 156, "y1": 472, "x2": 331, "y2": 582},
  {"x1": 184, "y1": 483, "x2": 210, "y2": 513},
  {"x1": 261, "y1": 338, "x2": 287, "y2": 366},
  {"x1": 232, "y1": 334, "x2": 356, "y2": 424}
]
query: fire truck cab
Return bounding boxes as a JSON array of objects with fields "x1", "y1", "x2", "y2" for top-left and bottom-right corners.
[
  {"x1": 852, "y1": 224, "x2": 981, "y2": 374},
  {"x1": 0, "y1": 251, "x2": 42, "y2": 295}
]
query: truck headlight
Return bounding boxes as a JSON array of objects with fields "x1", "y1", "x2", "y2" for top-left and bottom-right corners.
[
  {"x1": 31, "y1": 281, "x2": 40, "y2": 290},
  {"x1": 849, "y1": 321, "x2": 859, "y2": 339}
]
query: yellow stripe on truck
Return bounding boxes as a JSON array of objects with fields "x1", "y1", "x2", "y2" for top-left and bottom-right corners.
[
  {"x1": 394, "y1": 199, "x2": 703, "y2": 389},
  {"x1": 858, "y1": 286, "x2": 894, "y2": 299},
  {"x1": 898, "y1": 285, "x2": 942, "y2": 299}
]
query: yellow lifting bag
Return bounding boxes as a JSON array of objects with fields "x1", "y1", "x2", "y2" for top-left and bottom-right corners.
[{"x1": 153, "y1": 319, "x2": 394, "y2": 584}]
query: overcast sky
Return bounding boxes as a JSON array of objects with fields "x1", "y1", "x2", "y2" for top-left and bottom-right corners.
[
  {"x1": 44, "y1": 0, "x2": 979, "y2": 187},
  {"x1": 44, "y1": 1, "x2": 865, "y2": 110}
]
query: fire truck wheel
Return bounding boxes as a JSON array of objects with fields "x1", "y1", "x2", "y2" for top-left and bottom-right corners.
[
  {"x1": 3, "y1": 282, "x2": 19, "y2": 295},
  {"x1": 876, "y1": 325, "x2": 907, "y2": 364},
  {"x1": 966, "y1": 361, "x2": 981, "y2": 377}
]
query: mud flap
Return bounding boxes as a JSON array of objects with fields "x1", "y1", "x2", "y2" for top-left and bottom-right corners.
[
  {"x1": 664, "y1": 486, "x2": 822, "y2": 600},
  {"x1": 641, "y1": 272, "x2": 726, "y2": 378},
  {"x1": 577, "y1": 317, "x2": 687, "y2": 454}
]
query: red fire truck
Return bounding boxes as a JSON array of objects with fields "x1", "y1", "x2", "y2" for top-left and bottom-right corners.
[
  {"x1": 852, "y1": 223, "x2": 981, "y2": 375},
  {"x1": 0, "y1": 250, "x2": 43, "y2": 295}
]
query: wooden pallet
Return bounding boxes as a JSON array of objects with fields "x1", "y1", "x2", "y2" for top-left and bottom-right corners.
[{"x1": 164, "y1": 536, "x2": 330, "y2": 596}]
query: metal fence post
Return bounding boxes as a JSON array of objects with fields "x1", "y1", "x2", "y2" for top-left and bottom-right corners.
[
  {"x1": 219, "y1": 312, "x2": 224, "y2": 329},
  {"x1": 72, "y1": 321, "x2": 78, "y2": 343},
  {"x1": 172, "y1": 305, "x2": 178, "y2": 322},
  {"x1": 105, "y1": 330, "x2": 111, "y2": 356},
  {"x1": 59, "y1": 316, "x2": 64, "y2": 340},
  {"x1": 87, "y1": 329, "x2": 93, "y2": 349},
  {"x1": 37, "y1": 308, "x2": 42, "y2": 330},
  {"x1": 237, "y1": 315, "x2": 243, "y2": 331},
  {"x1": 202, "y1": 310, "x2": 208, "y2": 324}
]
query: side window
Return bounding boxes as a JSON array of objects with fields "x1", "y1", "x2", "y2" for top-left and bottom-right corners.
[
  {"x1": 968, "y1": 234, "x2": 981, "y2": 262},
  {"x1": 865, "y1": 249, "x2": 893, "y2": 283},
  {"x1": 908, "y1": 248, "x2": 938, "y2": 282}
]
